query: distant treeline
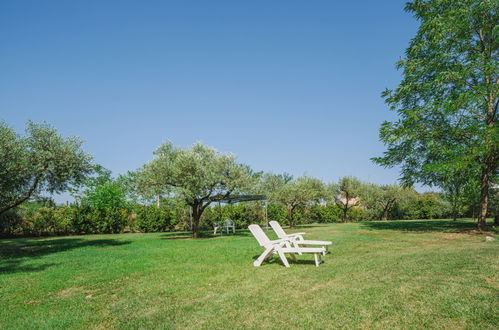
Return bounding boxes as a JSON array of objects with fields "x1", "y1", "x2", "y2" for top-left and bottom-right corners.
[
  {"x1": 1, "y1": 121, "x2": 497, "y2": 238},
  {"x1": 0, "y1": 186, "x2": 485, "y2": 238}
]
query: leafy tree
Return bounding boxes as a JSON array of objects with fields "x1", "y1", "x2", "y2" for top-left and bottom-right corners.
[
  {"x1": 272, "y1": 176, "x2": 325, "y2": 228},
  {"x1": 71, "y1": 165, "x2": 131, "y2": 233},
  {"x1": 76, "y1": 165, "x2": 129, "y2": 210},
  {"x1": 489, "y1": 184, "x2": 499, "y2": 226},
  {"x1": 259, "y1": 172, "x2": 294, "y2": 195},
  {"x1": 116, "y1": 170, "x2": 142, "y2": 204},
  {"x1": 440, "y1": 170, "x2": 479, "y2": 220},
  {"x1": 373, "y1": 0, "x2": 498, "y2": 230},
  {"x1": 138, "y1": 142, "x2": 253, "y2": 238},
  {"x1": 0, "y1": 121, "x2": 92, "y2": 215},
  {"x1": 332, "y1": 177, "x2": 367, "y2": 222},
  {"x1": 366, "y1": 184, "x2": 412, "y2": 220}
]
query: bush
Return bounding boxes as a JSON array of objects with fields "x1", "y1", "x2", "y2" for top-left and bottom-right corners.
[
  {"x1": 0, "y1": 208, "x2": 25, "y2": 236},
  {"x1": 133, "y1": 205, "x2": 173, "y2": 232},
  {"x1": 267, "y1": 203, "x2": 287, "y2": 225},
  {"x1": 308, "y1": 204, "x2": 342, "y2": 223},
  {"x1": 347, "y1": 207, "x2": 369, "y2": 221},
  {"x1": 95, "y1": 208, "x2": 129, "y2": 233}
]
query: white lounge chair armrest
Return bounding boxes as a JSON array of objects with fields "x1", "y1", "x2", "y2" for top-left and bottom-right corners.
[
  {"x1": 287, "y1": 232, "x2": 306, "y2": 237},
  {"x1": 266, "y1": 238, "x2": 290, "y2": 246}
]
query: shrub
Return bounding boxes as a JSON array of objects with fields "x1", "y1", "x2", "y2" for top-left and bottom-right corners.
[
  {"x1": 347, "y1": 207, "x2": 368, "y2": 221},
  {"x1": 308, "y1": 204, "x2": 342, "y2": 223},
  {"x1": 0, "y1": 208, "x2": 25, "y2": 236},
  {"x1": 133, "y1": 205, "x2": 173, "y2": 232},
  {"x1": 267, "y1": 203, "x2": 287, "y2": 225},
  {"x1": 94, "y1": 208, "x2": 130, "y2": 234}
]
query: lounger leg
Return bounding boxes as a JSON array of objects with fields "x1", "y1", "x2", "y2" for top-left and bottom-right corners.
[
  {"x1": 254, "y1": 247, "x2": 274, "y2": 267},
  {"x1": 276, "y1": 247, "x2": 290, "y2": 268},
  {"x1": 293, "y1": 241, "x2": 303, "y2": 255},
  {"x1": 314, "y1": 253, "x2": 319, "y2": 267}
]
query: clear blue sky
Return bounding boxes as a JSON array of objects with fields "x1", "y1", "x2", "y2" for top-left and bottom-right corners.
[{"x1": 0, "y1": 1, "x2": 420, "y2": 199}]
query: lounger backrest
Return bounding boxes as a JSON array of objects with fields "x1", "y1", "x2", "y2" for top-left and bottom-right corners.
[
  {"x1": 269, "y1": 221, "x2": 287, "y2": 239},
  {"x1": 248, "y1": 224, "x2": 271, "y2": 247}
]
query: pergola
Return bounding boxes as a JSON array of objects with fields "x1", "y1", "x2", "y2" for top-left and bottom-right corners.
[{"x1": 215, "y1": 194, "x2": 269, "y2": 230}]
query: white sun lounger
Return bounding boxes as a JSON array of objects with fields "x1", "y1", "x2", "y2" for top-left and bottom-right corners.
[
  {"x1": 269, "y1": 221, "x2": 332, "y2": 255},
  {"x1": 248, "y1": 224, "x2": 325, "y2": 267}
]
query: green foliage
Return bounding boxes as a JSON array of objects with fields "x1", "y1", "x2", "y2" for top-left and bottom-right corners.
[
  {"x1": 68, "y1": 204, "x2": 99, "y2": 234},
  {"x1": 308, "y1": 204, "x2": 343, "y2": 223},
  {"x1": 95, "y1": 208, "x2": 130, "y2": 234},
  {"x1": 373, "y1": 0, "x2": 498, "y2": 230},
  {"x1": 267, "y1": 203, "x2": 288, "y2": 225},
  {"x1": 75, "y1": 165, "x2": 129, "y2": 210},
  {"x1": 393, "y1": 192, "x2": 451, "y2": 220},
  {"x1": 332, "y1": 176, "x2": 370, "y2": 222},
  {"x1": 133, "y1": 205, "x2": 173, "y2": 232},
  {"x1": 346, "y1": 206, "x2": 368, "y2": 221},
  {"x1": 138, "y1": 142, "x2": 254, "y2": 237},
  {"x1": 0, "y1": 121, "x2": 92, "y2": 215},
  {"x1": 365, "y1": 184, "x2": 417, "y2": 220},
  {"x1": 272, "y1": 176, "x2": 326, "y2": 228},
  {"x1": 0, "y1": 208, "x2": 25, "y2": 236}
]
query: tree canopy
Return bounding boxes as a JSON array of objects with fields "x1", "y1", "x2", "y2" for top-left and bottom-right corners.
[
  {"x1": 138, "y1": 142, "x2": 253, "y2": 237},
  {"x1": 373, "y1": 0, "x2": 498, "y2": 230},
  {"x1": 271, "y1": 176, "x2": 325, "y2": 228},
  {"x1": 332, "y1": 176, "x2": 368, "y2": 222},
  {"x1": 0, "y1": 121, "x2": 92, "y2": 215}
]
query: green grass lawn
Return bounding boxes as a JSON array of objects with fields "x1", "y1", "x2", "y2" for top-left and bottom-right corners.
[{"x1": 1, "y1": 219, "x2": 497, "y2": 329}]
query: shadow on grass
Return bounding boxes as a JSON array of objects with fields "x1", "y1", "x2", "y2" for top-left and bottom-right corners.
[
  {"x1": 0, "y1": 238, "x2": 131, "y2": 274},
  {"x1": 160, "y1": 229, "x2": 252, "y2": 240},
  {"x1": 360, "y1": 219, "x2": 493, "y2": 233},
  {"x1": 251, "y1": 254, "x2": 319, "y2": 267}
]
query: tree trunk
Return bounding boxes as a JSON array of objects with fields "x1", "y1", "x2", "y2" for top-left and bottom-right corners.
[
  {"x1": 156, "y1": 193, "x2": 160, "y2": 209},
  {"x1": 0, "y1": 176, "x2": 41, "y2": 215},
  {"x1": 191, "y1": 203, "x2": 202, "y2": 238},
  {"x1": 451, "y1": 196, "x2": 458, "y2": 221},
  {"x1": 287, "y1": 206, "x2": 295, "y2": 228},
  {"x1": 477, "y1": 161, "x2": 491, "y2": 231},
  {"x1": 477, "y1": 76, "x2": 496, "y2": 230},
  {"x1": 342, "y1": 203, "x2": 349, "y2": 223},
  {"x1": 382, "y1": 206, "x2": 389, "y2": 221}
]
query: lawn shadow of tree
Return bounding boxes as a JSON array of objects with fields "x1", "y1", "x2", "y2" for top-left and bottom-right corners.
[
  {"x1": 360, "y1": 220, "x2": 493, "y2": 233},
  {"x1": 160, "y1": 229, "x2": 252, "y2": 240},
  {"x1": 0, "y1": 238, "x2": 131, "y2": 274}
]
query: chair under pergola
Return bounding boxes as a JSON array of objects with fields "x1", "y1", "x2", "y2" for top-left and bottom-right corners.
[{"x1": 211, "y1": 194, "x2": 268, "y2": 235}]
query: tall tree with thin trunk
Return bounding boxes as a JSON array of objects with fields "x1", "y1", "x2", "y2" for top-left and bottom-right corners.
[
  {"x1": 138, "y1": 142, "x2": 253, "y2": 238},
  {"x1": 373, "y1": 0, "x2": 498, "y2": 231}
]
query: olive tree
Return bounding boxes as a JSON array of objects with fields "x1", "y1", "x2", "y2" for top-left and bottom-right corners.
[
  {"x1": 0, "y1": 121, "x2": 92, "y2": 215},
  {"x1": 332, "y1": 176, "x2": 367, "y2": 222},
  {"x1": 272, "y1": 176, "x2": 325, "y2": 228},
  {"x1": 366, "y1": 184, "x2": 413, "y2": 220},
  {"x1": 138, "y1": 142, "x2": 253, "y2": 238}
]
